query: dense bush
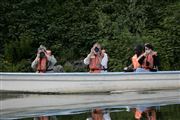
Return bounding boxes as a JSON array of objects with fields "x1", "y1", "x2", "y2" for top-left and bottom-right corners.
[{"x1": 0, "y1": 0, "x2": 179, "y2": 72}]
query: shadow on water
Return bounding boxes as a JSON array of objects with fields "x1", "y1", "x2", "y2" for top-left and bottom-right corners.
[{"x1": 0, "y1": 89, "x2": 180, "y2": 120}]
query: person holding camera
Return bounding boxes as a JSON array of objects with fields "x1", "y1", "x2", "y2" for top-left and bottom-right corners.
[
  {"x1": 84, "y1": 43, "x2": 108, "y2": 73},
  {"x1": 31, "y1": 45, "x2": 57, "y2": 73},
  {"x1": 136, "y1": 43, "x2": 160, "y2": 72}
]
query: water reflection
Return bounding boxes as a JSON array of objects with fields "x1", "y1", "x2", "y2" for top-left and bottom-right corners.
[
  {"x1": 0, "y1": 89, "x2": 180, "y2": 120},
  {"x1": 86, "y1": 108, "x2": 111, "y2": 120},
  {"x1": 29, "y1": 105, "x2": 180, "y2": 120},
  {"x1": 33, "y1": 116, "x2": 57, "y2": 120},
  {"x1": 132, "y1": 107, "x2": 156, "y2": 120}
]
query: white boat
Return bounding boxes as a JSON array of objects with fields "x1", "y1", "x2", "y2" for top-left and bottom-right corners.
[{"x1": 0, "y1": 71, "x2": 180, "y2": 93}]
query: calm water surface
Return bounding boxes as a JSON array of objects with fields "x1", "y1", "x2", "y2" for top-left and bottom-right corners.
[{"x1": 0, "y1": 89, "x2": 180, "y2": 120}]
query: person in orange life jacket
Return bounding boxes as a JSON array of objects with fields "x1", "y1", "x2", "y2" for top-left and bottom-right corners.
[
  {"x1": 31, "y1": 45, "x2": 57, "y2": 73},
  {"x1": 132, "y1": 45, "x2": 144, "y2": 69},
  {"x1": 84, "y1": 43, "x2": 108, "y2": 73},
  {"x1": 124, "y1": 44, "x2": 144, "y2": 72},
  {"x1": 136, "y1": 43, "x2": 159, "y2": 72}
]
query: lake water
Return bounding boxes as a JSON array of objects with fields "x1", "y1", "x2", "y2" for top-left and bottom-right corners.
[{"x1": 0, "y1": 89, "x2": 180, "y2": 120}]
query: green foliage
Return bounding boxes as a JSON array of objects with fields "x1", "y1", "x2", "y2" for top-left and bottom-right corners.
[
  {"x1": 63, "y1": 62, "x2": 74, "y2": 72},
  {"x1": 0, "y1": 57, "x2": 32, "y2": 72},
  {"x1": 0, "y1": 0, "x2": 179, "y2": 72},
  {"x1": 4, "y1": 33, "x2": 32, "y2": 63}
]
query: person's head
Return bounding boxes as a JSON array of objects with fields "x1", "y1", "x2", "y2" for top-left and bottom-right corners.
[
  {"x1": 134, "y1": 44, "x2": 144, "y2": 57},
  {"x1": 46, "y1": 50, "x2": 52, "y2": 56},
  {"x1": 38, "y1": 45, "x2": 47, "y2": 58},
  {"x1": 38, "y1": 45, "x2": 46, "y2": 51},
  {"x1": 93, "y1": 43, "x2": 101, "y2": 54},
  {"x1": 144, "y1": 43, "x2": 153, "y2": 51}
]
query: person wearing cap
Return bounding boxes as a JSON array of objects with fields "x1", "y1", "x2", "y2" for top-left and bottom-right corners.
[
  {"x1": 31, "y1": 45, "x2": 57, "y2": 73},
  {"x1": 84, "y1": 43, "x2": 108, "y2": 73}
]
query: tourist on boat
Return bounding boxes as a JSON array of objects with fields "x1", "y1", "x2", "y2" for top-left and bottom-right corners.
[
  {"x1": 31, "y1": 45, "x2": 57, "y2": 73},
  {"x1": 124, "y1": 44, "x2": 144, "y2": 72},
  {"x1": 86, "y1": 108, "x2": 111, "y2": 120},
  {"x1": 84, "y1": 43, "x2": 108, "y2": 73},
  {"x1": 136, "y1": 43, "x2": 159, "y2": 72}
]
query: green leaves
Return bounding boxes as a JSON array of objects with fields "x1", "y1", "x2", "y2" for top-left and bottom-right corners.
[{"x1": 0, "y1": 0, "x2": 179, "y2": 72}]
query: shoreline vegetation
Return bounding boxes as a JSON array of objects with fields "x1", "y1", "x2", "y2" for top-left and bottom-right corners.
[{"x1": 0, "y1": 0, "x2": 179, "y2": 72}]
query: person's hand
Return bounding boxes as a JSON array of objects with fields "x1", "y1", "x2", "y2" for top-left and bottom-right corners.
[
  {"x1": 36, "y1": 53, "x2": 40, "y2": 59},
  {"x1": 90, "y1": 47, "x2": 95, "y2": 55},
  {"x1": 35, "y1": 53, "x2": 40, "y2": 61},
  {"x1": 143, "y1": 49, "x2": 151, "y2": 56},
  {"x1": 101, "y1": 49, "x2": 105, "y2": 54}
]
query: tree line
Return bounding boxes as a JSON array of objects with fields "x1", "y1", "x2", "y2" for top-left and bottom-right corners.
[{"x1": 0, "y1": 0, "x2": 179, "y2": 72}]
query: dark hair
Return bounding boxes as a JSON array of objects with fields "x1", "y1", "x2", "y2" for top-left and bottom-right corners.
[
  {"x1": 134, "y1": 44, "x2": 144, "y2": 57},
  {"x1": 145, "y1": 43, "x2": 153, "y2": 50}
]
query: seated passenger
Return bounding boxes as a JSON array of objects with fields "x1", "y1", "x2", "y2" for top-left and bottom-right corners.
[
  {"x1": 31, "y1": 45, "x2": 57, "y2": 73},
  {"x1": 136, "y1": 43, "x2": 159, "y2": 72},
  {"x1": 124, "y1": 44, "x2": 144, "y2": 72},
  {"x1": 84, "y1": 43, "x2": 108, "y2": 73}
]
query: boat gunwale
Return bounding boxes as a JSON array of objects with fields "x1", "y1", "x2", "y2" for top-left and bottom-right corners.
[{"x1": 1, "y1": 71, "x2": 180, "y2": 77}]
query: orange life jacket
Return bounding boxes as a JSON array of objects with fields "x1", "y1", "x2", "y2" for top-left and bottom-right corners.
[
  {"x1": 142, "y1": 52, "x2": 157, "y2": 70},
  {"x1": 132, "y1": 54, "x2": 141, "y2": 69},
  {"x1": 89, "y1": 55, "x2": 102, "y2": 73},
  {"x1": 37, "y1": 57, "x2": 48, "y2": 73}
]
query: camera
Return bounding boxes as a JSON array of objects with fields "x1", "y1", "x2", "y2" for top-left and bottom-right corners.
[
  {"x1": 39, "y1": 50, "x2": 46, "y2": 58},
  {"x1": 94, "y1": 47, "x2": 99, "y2": 53}
]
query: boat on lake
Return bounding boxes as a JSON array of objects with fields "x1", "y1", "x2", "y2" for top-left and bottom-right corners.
[{"x1": 0, "y1": 71, "x2": 180, "y2": 94}]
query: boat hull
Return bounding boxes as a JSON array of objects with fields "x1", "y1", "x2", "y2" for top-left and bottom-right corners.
[{"x1": 0, "y1": 71, "x2": 180, "y2": 93}]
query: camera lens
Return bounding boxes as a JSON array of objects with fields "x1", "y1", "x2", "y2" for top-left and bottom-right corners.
[
  {"x1": 39, "y1": 51, "x2": 45, "y2": 58},
  {"x1": 94, "y1": 47, "x2": 99, "y2": 52}
]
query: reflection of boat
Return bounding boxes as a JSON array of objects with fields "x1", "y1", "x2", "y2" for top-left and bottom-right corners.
[
  {"x1": 0, "y1": 90, "x2": 180, "y2": 119},
  {"x1": 0, "y1": 71, "x2": 180, "y2": 93}
]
